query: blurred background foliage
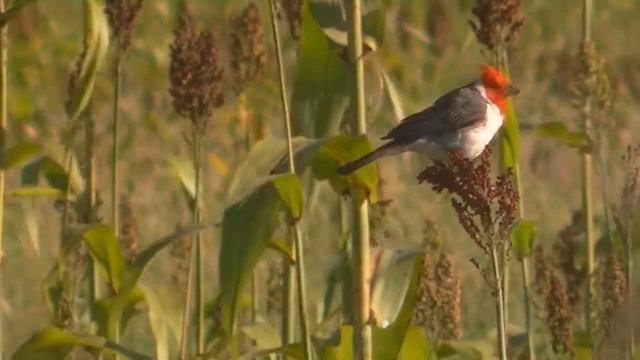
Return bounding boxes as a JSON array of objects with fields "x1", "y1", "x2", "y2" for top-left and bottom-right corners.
[{"x1": 2, "y1": 0, "x2": 640, "y2": 358}]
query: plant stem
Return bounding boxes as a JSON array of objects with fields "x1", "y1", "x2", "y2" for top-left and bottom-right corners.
[
  {"x1": 581, "y1": 0, "x2": 595, "y2": 337},
  {"x1": 491, "y1": 245, "x2": 508, "y2": 360},
  {"x1": 626, "y1": 218, "x2": 635, "y2": 359},
  {"x1": 84, "y1": 110, "x2": 100, "y2": 302},
  {"x1": 520, "y1": 258, "x2": 535, "y2": 359},
  {"x1": 347, "y1": 1, "x2": 372, "y2": 358},
  {"x1": 111, "y1": 48, "x2": 122, "y2": 236},
  {"x1": 178, "y1": 125, "x2": 204, "y2": 359},
  {"x1": 0, "y1": 0, "x2": 7, "y2": 356},
  {"x1": 268, "y1": 0, "x2": 312, "y2": 357}
]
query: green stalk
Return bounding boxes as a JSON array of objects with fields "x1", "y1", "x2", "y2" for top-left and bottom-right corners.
[
  {"x1": 84, "y1": 110, "x2": 100, "y2": 302},
  {"x1": 491, "y1": 245, "x2": 508, "y2": 360},
  {"x1": 581, "y1": 0, "x2": 595, "y2": 336},
  {"x1": 346, "y1": 1, "x2": 372, "y2": 358},
  {"x1": 111, "y1": 47, "x2": 122, "y2": 236},
  {"x1": 0, "y1": 0, "x2": 7, "y2": 356},
  {"x1": 178, "y1": 124, "x2": 204, "y2": 359},
  {"x1": 268, "y1": 0, "x2": 312, "y2": 357},
  {"x1": 521, "y1": 257, "x2": 535, "y2": 359},
  {"x1": 626, "y1": 218, "x2": 635, "y2": 359}
]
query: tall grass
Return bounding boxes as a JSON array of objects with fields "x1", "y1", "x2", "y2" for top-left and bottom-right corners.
[{"x1": 0, "y1": 0, "x2": 7, "y2": 356}]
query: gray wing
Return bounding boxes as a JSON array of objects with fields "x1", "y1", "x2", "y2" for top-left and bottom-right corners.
[{"x1": 381, "y1": 85, "x2": 487, "y2": 141}]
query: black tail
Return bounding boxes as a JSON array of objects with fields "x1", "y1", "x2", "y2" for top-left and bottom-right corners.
[{"x1": 336, "y1": 141, "x2": 405, "y2": 176}]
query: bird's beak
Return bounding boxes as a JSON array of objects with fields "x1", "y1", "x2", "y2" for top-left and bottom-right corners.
[{"x1": 504, "y1": 84, "x2": 520, "y2": 96}]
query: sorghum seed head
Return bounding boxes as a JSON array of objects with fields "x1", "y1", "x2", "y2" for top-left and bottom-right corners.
[
  {"x1": 229, "y1": 2, "x2": 267, "y2": 94},
  {"x1": 546, "y1": 271, "x2": 574, "y2": 355},
  {"x1": 119, "y1": 195, "x2": 138, "y2": 263},
  {"x1": 434, "y1": 253, "x2": 462, "y2": 340},
  {"x1": 553, "y1": 211, "x2": 586, "y2": 310},
  {"x1": 597, "y1": 253, "x2": 626, "y2": 331},
  {"x1": 170, "y1": 4, "x2": 224, "y2": 129},
  {"x1": 280, "y1": 0, "x2": 302, "y2": 39},
  {"x1": 104, "y1": 0, "x2": 143, "y2": 52},
  {"x1": 469, "y1": 0, "x2": 524, "y2": 52}
]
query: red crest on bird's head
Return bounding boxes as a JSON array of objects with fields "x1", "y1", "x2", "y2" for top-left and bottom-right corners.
[{"x1": 479, "y1": 65, "x2": 510, "y2": 89}]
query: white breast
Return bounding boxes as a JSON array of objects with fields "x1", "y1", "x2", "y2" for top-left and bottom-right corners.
[{"x1": 461, "y1": 86, "x2": 503, "y2": 159}]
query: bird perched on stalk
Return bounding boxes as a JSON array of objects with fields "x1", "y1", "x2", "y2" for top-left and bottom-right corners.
[{"x1": 337, "y1": 65, "x2": 519, "y2": 175}]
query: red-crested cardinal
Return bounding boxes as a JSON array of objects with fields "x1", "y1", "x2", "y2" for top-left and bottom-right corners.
[{"x1": 337, "y1": 65, "x2": 518, "y2": 175}]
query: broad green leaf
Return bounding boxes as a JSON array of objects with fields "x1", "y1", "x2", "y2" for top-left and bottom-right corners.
[
  {"x1": 291, "y1": 2, "x2": 350, "y2": 138},
  {"x1": 272, "y1": 173, "x2": 304, "y2": 222},
  {"x1": 8, "y1": 186, "x2": 65, "y2": 198},
  {"x1": 93, "y1": 287, "x2": 145, "y2": 341},
  {"x1": 372, "y1": 253, "x2": 422, "y2": 360},
  {"x1": 2, "y1": 142, "x2": 42, "y2": 169},
  {"x1": 82, "y1": 224, "x2": 125, "y2": 292},
  {"x1": 322, "y1": 325, "x2": 353, "y2": 360},
  {"x1": 140, "y1": 285, "x2": 182, "y2": 360},
  {"x1": 168, "y1": 155, "x2": 195, "y2": 200},
  {"x1": 22, "y1": 151, "x2": 85, "y2": 195},
  {"x1": 573, "y1": 330, "x2": 593, "y2": 360},
  {"x1": 268, "y1": 238, "x2": 294, "y2": 263},
  {"x1": 534, "y1": 121, "x2": 591, "y2": 149},
  {"x1": 511, "y1": 219, "x2": 536, "y2": 261},
  {"x1": 308, "y1": 0, "x2": 385, "y2": 50},
  {"x1": 437, "y1": 340, "x2": 494, "y2": 359},
  {"x1": 399, "y1": 326, "x2": 431, "y2": 360},
  {"x1": 66, "y1": 0, "x2": 110, "y2": 125},
  {"x1": 227, "y1": 136, "x2": 317, "y2": 203},
  {"x1": 0, "y1": 0, "x2": 39, "y2": 27},
  {"x1": 219, "y1": 177, "x2": 282, "y2": 334},
  {"x1": 500, "y1": 98, "x2": 520, "y2": 168},
  {"x1": 312, "y1": 135, "x2": 378, "y2": 202},
  {"x1": 241, "y1": 319, "x2": 281, "y2": 350},
  {"x1": 11, "y1": 327, "x2": 151, "y2": 360},
  {"x1": 371, "y1": 249, "x2": 420, "y2": 327}
]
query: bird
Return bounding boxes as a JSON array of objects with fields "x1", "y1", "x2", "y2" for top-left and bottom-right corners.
[{"x1": 336, "y1": 65, "x2": 519, "y2": 175}]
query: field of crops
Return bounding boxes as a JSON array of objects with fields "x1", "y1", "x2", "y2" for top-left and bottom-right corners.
[{"x1": 0, "y1": 0, "x2": 639, "y2": 359}]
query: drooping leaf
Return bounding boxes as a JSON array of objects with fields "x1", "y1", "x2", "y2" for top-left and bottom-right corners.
[
  {"x1": 11, "y1": 327, "x2": 151, "y2": 360},
  {"x1": 168, "y1": 155, "x2": 195, "y2": 200},
  {"x1": 2, "y1": 142, "x2": 42, "y2": 169},
  {"x1": 291, "y1": 2, "x2": 350, "y2": 138},
  {"x1": 534, "y1": 121, "x2": 591, "y2": 149},
  {"x1": 93, "y1": 287, "x2": 145, "y2": 341},
  {"x1": 372, "y1": 253, "x2": 422, "y2": 360},
  {"x1": 241, "y1": 319, "x2": 281, "y2": 351},
  {"x1": 312, "y1": 135, "x2": 378, "y2": 202},
  {"x1": 21, "y1": 151, "x2": 85, "y2": 196},
  {"x1": 272, "y1": 173, "x2": 304, "y2": 222},
  {"x1": 379, "y1": 66, "x2": 405, "y2": 121},
  {"x1": 65, "y1": 0, "x2": 110, "y2": 125},
  {"x1": 437, "y1": 339, "x2": 494, "y2": 359},
  {"x1": 21, "y1": 201, "x2": 40, "y2": 256},
  {"x1": 219, "y1": 176, "x2": 288, "y2": 334},
  {"x1": 511, "y1": 219, "x2": 536, "y2": 261},
  {"x1": 0, "y1": 0, "x2": 39, "y2": 27},
  {"x1": 399, "y1": 326, "x2": 431, "y2": 360},
  {"x1": 370, "y1": 249, "x2": 420, "y2": 327},
  {"x1": 140, "y1": 285, "x2": 182, "y2": 360},
  {"x1": 82, "y1": 224, "x2": 125, "y2": 292},
  {"x1": 268, "y1": 238, "x2": 294, "y2": 263}
]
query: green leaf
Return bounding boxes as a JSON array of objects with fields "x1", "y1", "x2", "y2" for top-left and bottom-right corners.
[
  {"x1": 534, "y1": 121, "x2": 591, "y2": 149},
  {"x1": 21, "y1": 202, "x2": 40, "y2": 256},
  {"x1": 399, "y1": 326, "x2": 431, "y2": 360},
  {"x1": 140, "y1": 286, "x2": 182, "y2": 360},
  {"x1": 65, "y1": 0, "x2": 110, "y2": 125},
  {"x1": 312, "y1": 135, "x2": 378, "y2": 202},
  {"x1": 219, "y1": 177, "x2": 283, "y2": 334},
  {"x1": 168, "y1": 155, "x2": 195, "y2": 200},
  {"x1": 11, "y1": 327, "x2": 151, "y2": 360},
  {"x1": 82, "y1": 224, "x2": 125, "y2": 292},
  {"x1": 511, "y1": 219, "x2": 536, "y2": 261},
  {"x1": 272, "y1": 173, "x2": 304, "y2": 222},
  {"x1": 23, "y1": 150, "x2": 85, "y2": 195},
  {"x1": 2, "y1": 142, "x2": 42, "y2": 169},
  {"x1": 0, "y1": 0, "x2": 39, "y2": 28},
  {"x1": 372, "y1": 253, "x2": 422, "y2": 360},
  {"x1": 268, "y1": 239, "x2": 294, "y2": 263},
  {"x1": 93, "y1": 287, "x2": 145, "y2": 341},
  {"x1": 371, "y1": 249, "x2": 420, "y2": 327},
  {"x1": 8, "y1": 186, "x2": 66, "y2": 198},
  {"x1": 291, "y1": 2, "x2": 351, "y2": 138},
  {"x1": 241, "y1": 319, "x2": 281, "y2": 351},
  {"x1": 322, "y1": 325, "x2": 353, "y2": 360},
  {"x1": 379, "y1": 66, "x2": 405, "y2": 121},
  {"x1": 500, "y1": 98, "x2": 521, "y2": 168},
  {"x1": 437, "y1": 340, "x2": 494, "y2": 359}
]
